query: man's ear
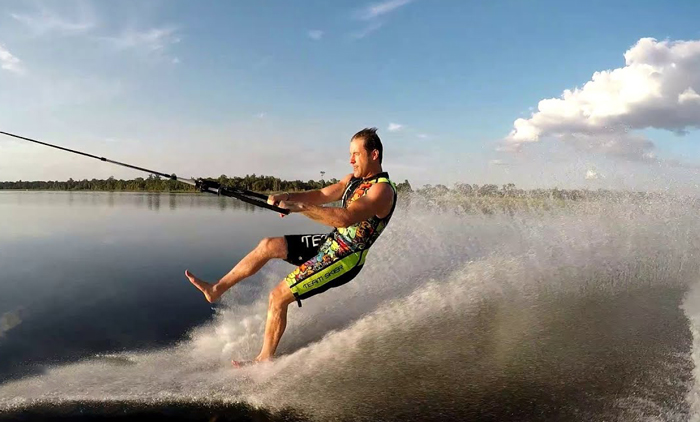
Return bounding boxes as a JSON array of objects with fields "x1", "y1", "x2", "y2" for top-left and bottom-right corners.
[{"x1": 372, "y1": 149, "x2": 379, "y2": 161}]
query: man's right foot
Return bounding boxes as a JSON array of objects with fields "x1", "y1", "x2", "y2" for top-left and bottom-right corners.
[
  {"x1": 185, "y1": 270, "x2": 221, "y2": 303},
  {"x1": 231, "y1": 357, "x2": 274, "y2": 368},
  {"x1": 231, "y1": 360, "x2": 255, "y2": 369}
]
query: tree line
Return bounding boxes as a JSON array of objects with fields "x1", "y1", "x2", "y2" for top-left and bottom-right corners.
[
  {"x1": 0, "y1": 175, "x2": 656, "y2": 201},
  {"x1": 0, "y1": 174, "x2": 414, "y2": 194}
]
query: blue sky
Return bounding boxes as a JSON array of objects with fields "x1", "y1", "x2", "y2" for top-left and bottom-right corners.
[{"x1": 1, "y1": 0, "x2": 699, "y2": 191}]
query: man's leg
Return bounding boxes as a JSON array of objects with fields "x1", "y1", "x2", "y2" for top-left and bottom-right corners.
[
  {"x1": 186, "y1": 237, "x2": 288, "y2": 303},
  {"x1": 255, "y1": 280, "x2": 296, "y2": 362}
]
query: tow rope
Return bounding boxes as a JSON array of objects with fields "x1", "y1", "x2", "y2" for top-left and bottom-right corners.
[{"x1": 0, "y1": 130, "x2": 289, "y2": 215}]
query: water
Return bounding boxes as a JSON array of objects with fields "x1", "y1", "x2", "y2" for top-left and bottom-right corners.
[{"x1": 1, "y1": 191, "x2": 700, "y2": 421}]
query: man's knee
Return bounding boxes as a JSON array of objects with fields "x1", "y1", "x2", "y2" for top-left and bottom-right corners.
[
  {"x1": 268, "y1": 283, "x2": 295, "y2": 309},
  {"x1": 258, "y1": 237, "x2": 287, "y2": 259}
]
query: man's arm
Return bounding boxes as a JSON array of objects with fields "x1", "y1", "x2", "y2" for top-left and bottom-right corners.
[
  {"x1": 281, "y1": 182, "x2": 394, "y2": 228},
  {"x1": 269, "y1": 173, "x2": 353, "y2": 206}
]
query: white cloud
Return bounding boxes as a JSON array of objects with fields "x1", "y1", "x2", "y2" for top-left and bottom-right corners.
[
  {"x1": 106, "y1": 27, "x2": 180, "y2": 52},
  {"x1": 0, "y1": 44, "x2": 24, "y2": 75},
  {"x1": 388, "y1": 123, "x2": 403, "y2": 132},
  {"x1": 256, "y1": 112, "x2": 266, "y2": 119},
  {"x1": 350, "y1": 0, "x2": 414, "y2": 39},
  {"x1": 679, "y1": 87, "x2": 700, "y2": 104},
  {"x1": 504, "y1": 38, "x2": 700, "y2": 162},
  {"x1": 359, "y1": 0, "x2": 414, "y2": 20},
  {"x1": 489, "y1": 159, "x2": 507, "y2": 166},
  {"x1": 10, "y1": 5, "x2": 181, "y2": 66},
  {"x1": 308, "y1": 30, "x2": 324, "y2": 40},
  {"x1": 10, "y1": 5, "x2": 95, "y2": 36},
  {"x1": 101, "y1": 26, "x2": 181, "y2": 63}
]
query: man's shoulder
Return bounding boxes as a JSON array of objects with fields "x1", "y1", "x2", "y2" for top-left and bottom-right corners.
[
  {"x1": 367, "y1": 181, "x2": 395, "y2": 201},
  {"x1": 364, "y1": 182, "x2": 395, "y2": 218}
]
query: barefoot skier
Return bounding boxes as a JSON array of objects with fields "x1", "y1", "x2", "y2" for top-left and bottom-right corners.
[{"x1": 185, "y1": 128, "x2": 397, "y2": 364}]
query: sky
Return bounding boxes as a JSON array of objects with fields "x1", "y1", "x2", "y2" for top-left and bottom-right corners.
[{"x1": 1, "y1": 0, "x2": 700, "y2": 192}]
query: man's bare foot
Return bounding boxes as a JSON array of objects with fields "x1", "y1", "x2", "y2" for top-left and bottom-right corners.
[
  {"x1": 185, "y1": 270, "x2": 221, "y2": 303},
  {"x1": 254, "y1": 355, "x2": 273, "y2": 363},
  {"x1": 231, "y1": 357, "x2": 272, "y2": 369}
]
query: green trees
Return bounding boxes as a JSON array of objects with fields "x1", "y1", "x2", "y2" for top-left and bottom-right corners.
[
  {"x1": 0, "y1": 174, "x2": 338, "y2": 193},
  {"x1": 0, "y1": 176, "x2": 642, "y2": 203}
]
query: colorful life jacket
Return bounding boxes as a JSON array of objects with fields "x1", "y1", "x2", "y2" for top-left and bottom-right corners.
[{"x1": 332, "y1": 172, "x2": 397, "y2": 253}]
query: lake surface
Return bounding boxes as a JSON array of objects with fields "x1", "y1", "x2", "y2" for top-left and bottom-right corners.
[
  {"x1": 0, "y1": 192, "x2": 322, "y2": 375},
  {"x1": 1, "y1": 191, "x2": 700, "y2": 421}
]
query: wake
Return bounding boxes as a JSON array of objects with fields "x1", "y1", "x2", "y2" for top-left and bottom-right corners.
[{"x1": 1, "y1": 195, "x2": 699, "y2": 421}]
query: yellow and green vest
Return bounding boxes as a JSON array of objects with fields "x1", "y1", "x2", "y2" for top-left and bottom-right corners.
[{"x1": 333, "y1": 171, "x2": 397, "y2": 254}]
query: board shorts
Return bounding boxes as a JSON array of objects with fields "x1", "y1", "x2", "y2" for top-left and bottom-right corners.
[{"x1": 283, "y1": 233, "x2": 368, "y2": 307}]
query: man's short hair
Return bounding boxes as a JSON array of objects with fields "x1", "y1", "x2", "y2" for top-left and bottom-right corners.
[{"x1": 352, "y1": 127, "x2": 383, "y2": 164}]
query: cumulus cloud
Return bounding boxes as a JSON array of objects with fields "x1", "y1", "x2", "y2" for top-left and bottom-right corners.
[
  {"x1": 388, "y1": 123, "x2": 403, "y2": 132},
  {"x1": 308, "y1": 30, "x2": 324, "y2": 40},
  {"x1": 0, "y1": 44, "x2": 24, "y2": 74},
  {"x1": 504, "y1": 38, "x2": 700, "y2": 162}
]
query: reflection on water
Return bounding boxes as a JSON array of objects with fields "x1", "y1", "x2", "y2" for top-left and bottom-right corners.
[
  {"x1": 0, "y1": 191, "x2": 270, "y2": 213},
  {"x1": 0, "y1": 308, "x2": 24, "y2": 338},
  {"x1": 0, "y1": 191, "x2": 324, "y2": 384}
]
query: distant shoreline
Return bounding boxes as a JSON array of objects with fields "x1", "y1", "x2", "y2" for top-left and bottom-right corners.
[
  {"x1": 0, "y1": 176, "x2": 414, "y2": 195},
  {"x1": 0, "y1": 189, "x2": 271, "y2": 194}
]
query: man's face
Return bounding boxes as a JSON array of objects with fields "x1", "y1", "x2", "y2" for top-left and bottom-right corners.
[{"x1": 349, "y1": 138, "x2": 373, "y2": 178}]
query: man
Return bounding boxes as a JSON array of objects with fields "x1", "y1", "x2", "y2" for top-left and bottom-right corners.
[{"x1": 185, "y1": 127, "x2": 397, "y2": 364}]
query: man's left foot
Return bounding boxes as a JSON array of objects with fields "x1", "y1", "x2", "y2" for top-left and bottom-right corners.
[{"x1": 185, "y1": 270, "x2": 221, "y2": 303}]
